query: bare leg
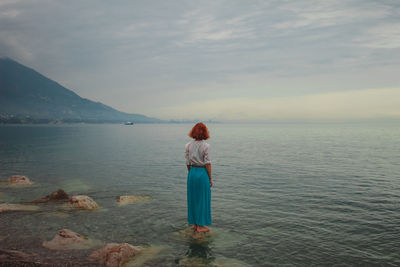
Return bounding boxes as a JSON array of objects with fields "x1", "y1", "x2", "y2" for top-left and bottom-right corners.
[{"x1": 193, "y1": 224, "x2": 198, "y2": 231}]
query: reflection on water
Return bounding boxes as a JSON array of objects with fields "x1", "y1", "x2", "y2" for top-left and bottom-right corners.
[
  {"x1": 187, "y1": 239, "x2": 213, "y2": 258},
  {"x1": 185, "y1": 238, "x2": 215, "y2": 265},
  {"x1": 174, "y1": 227, "x2": 249, "y2": 267}
]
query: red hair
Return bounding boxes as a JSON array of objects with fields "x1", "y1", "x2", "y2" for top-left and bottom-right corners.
[{"x1": 189, "y1": 122, "x2": 210, "y2": 140}]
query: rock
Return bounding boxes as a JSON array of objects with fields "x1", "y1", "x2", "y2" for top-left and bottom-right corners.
[
  {"x1": 42, "y1": 229, "x2": 100, "y2": 250},
  {"x1": 174, "y1": 227, "x2": 214, "y2": 241},
  {"x1": 31, "y1": 189, "x2": 69, "y2": 203},
  {"x1": 7, "y1": 175, "x2": 33, "y2": 185},
  {"x1": 124, "y1": 246, "x2": 164, "y2": 267},
  {"x1": 117, "y1": 196, "x2": 151, "y2": 206},
  {"x1": 0, "y1": 248, "x2": 38, "y2": 262},
  {"x1": 0, "y1": 203, "x2": 39, "y2": 213},
  {"x1": 175, "y1": 227, "x2": 246, "y2": 250},
  {"x1": 89, "y1": 243, "x2": 142, "y2": 267},
  {"x1": 69, "y1": 195, "x2": 99, "y2": 210}
]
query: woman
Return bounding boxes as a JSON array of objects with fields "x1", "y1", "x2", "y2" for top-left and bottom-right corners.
[{"x1": 185, "y1": 122, "x2": 213, "y2": 233}]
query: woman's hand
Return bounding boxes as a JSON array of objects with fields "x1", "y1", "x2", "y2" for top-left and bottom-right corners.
[{"x1": 210, "y1": 179, "x2": 213, "y2": 187}]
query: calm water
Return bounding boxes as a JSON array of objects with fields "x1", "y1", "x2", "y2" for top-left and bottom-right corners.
[{"x1": 0, "y1": 123, "x2": 400, "y2": 266}]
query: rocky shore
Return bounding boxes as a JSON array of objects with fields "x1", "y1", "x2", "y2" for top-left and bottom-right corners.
[
  {"x1": 0, "y1": 175, "x2": 157, "y2": 267},
  {"x1": 1, "y1": 174, "x2": 246, "y2": 267}
]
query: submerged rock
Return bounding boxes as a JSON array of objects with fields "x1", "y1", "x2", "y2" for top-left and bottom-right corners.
[
  {"x1": 0, "y1": 203, "x2": 39, "y2": 213},
  {"x1": 69, "y1": 195, "x2": 99, "y2": 210},
  {"x1": 0, "y1": 248, "x2": 38, "y2": 262},
  {"x1": 89, "y1": 243, "x2": 142, "y2": 267},
  {"x1": 117, "y1": 195, "x2": 151, "y2": 206},
  {"x1": 174, "y1": 227, "x2": 215, "y2": 241},
  {"x1": 31, "y1": 189, "x2": 69, "y2": 203},
  {"x1": 61, "y1": 178, "x2": 91, "y2": 192},
  {"x1": 124, "y1": 246, "x2": 164, "y2": 267},
  {"x1": 43, "y1": 229, "x2": 100, "y2": 250},
  {"x1": 175, "y1": 227, "x2": 246, "y2": 249},
  {"x1": 7, "y1": 175, "x2": 33, "y2": 185}
]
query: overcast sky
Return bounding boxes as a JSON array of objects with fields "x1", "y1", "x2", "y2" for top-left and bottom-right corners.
[{"x1": 1, "y1": 0, "x2": 399, "y2": 121}]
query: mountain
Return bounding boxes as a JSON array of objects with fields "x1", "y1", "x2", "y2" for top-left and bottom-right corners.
[{"x1": 0, "y1": 58, "x2": 161, "y2": 123}]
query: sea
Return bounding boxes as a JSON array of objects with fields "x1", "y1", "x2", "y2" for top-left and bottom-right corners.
[{"x1": 0, "y1": 123, "x2": 399, "y2": 266}]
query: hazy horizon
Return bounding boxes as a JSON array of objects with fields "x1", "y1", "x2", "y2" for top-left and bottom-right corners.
[{"x1": 1, "y1": 0, "x2": 399, "y2": 122}]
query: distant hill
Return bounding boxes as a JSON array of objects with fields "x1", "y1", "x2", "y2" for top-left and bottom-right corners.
[{"x1": 0, "y1": 57, "x2": 161, "y2": 123}]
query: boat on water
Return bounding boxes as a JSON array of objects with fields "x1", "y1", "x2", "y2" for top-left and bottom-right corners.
[{"x1": 124, "y1": 122, "x2": 134, "y2": 125}]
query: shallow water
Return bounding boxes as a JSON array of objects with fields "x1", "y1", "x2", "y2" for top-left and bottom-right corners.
[{"x1": 0, "y1": 123, "x2": 400, "y2": 266}]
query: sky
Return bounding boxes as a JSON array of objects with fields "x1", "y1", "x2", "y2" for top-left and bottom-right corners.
[{"x1": 0, "y1": 0, "x2": 399, "y2": 121}]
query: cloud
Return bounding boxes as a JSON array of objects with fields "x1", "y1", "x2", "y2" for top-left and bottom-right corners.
[
  {"x1": 176, "y1": 6, "x2": 256, "y2": 45},
  {"x1": 0, "y1": 0, "x2": 22, "y2": 7},
  {"x1": 0, "y1": 0, "x2": 399, "y2": 119},
  {"x1": 0, "y1": 9, "x2": 20, "y2": 18},
  {"x1": 151, "y1": 88, "x2": 400, "y2": 121},
  {"x1": 0, "y1": 31, "x2": 32, "y2": 60},
  {"x1": 274, "y1": 1, "x2": 389, "y2": 30},
  {"x1": 354, "y1": 23, "x2": 400, "y2": 49}
]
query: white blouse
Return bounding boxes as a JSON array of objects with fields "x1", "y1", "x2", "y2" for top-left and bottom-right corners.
[{"x1": 185, "y1": 140, "x2": 211, "y2": 166}]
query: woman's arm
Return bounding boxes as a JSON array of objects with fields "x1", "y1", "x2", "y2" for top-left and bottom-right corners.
[
  {"x1": 205, "y1": 163, "x2": 213, "y2": 187},
  {"x1": 187, "y1": 165, "x2": 191, "y2": 171}
]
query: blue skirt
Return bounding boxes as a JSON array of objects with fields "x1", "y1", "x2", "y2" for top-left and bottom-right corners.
[{"x1": 187, "y1": 167, "x2": 212, "y2": 226}]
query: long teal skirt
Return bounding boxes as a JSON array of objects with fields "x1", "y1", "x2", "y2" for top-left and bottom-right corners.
[{"x1": 187, "y1": 166, "x2": 212, "y2": 226}]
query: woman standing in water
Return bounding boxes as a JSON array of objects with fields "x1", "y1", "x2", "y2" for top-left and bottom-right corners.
[{"x1": 185, "y1": 122, "x2": 213, "y2": 233}]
